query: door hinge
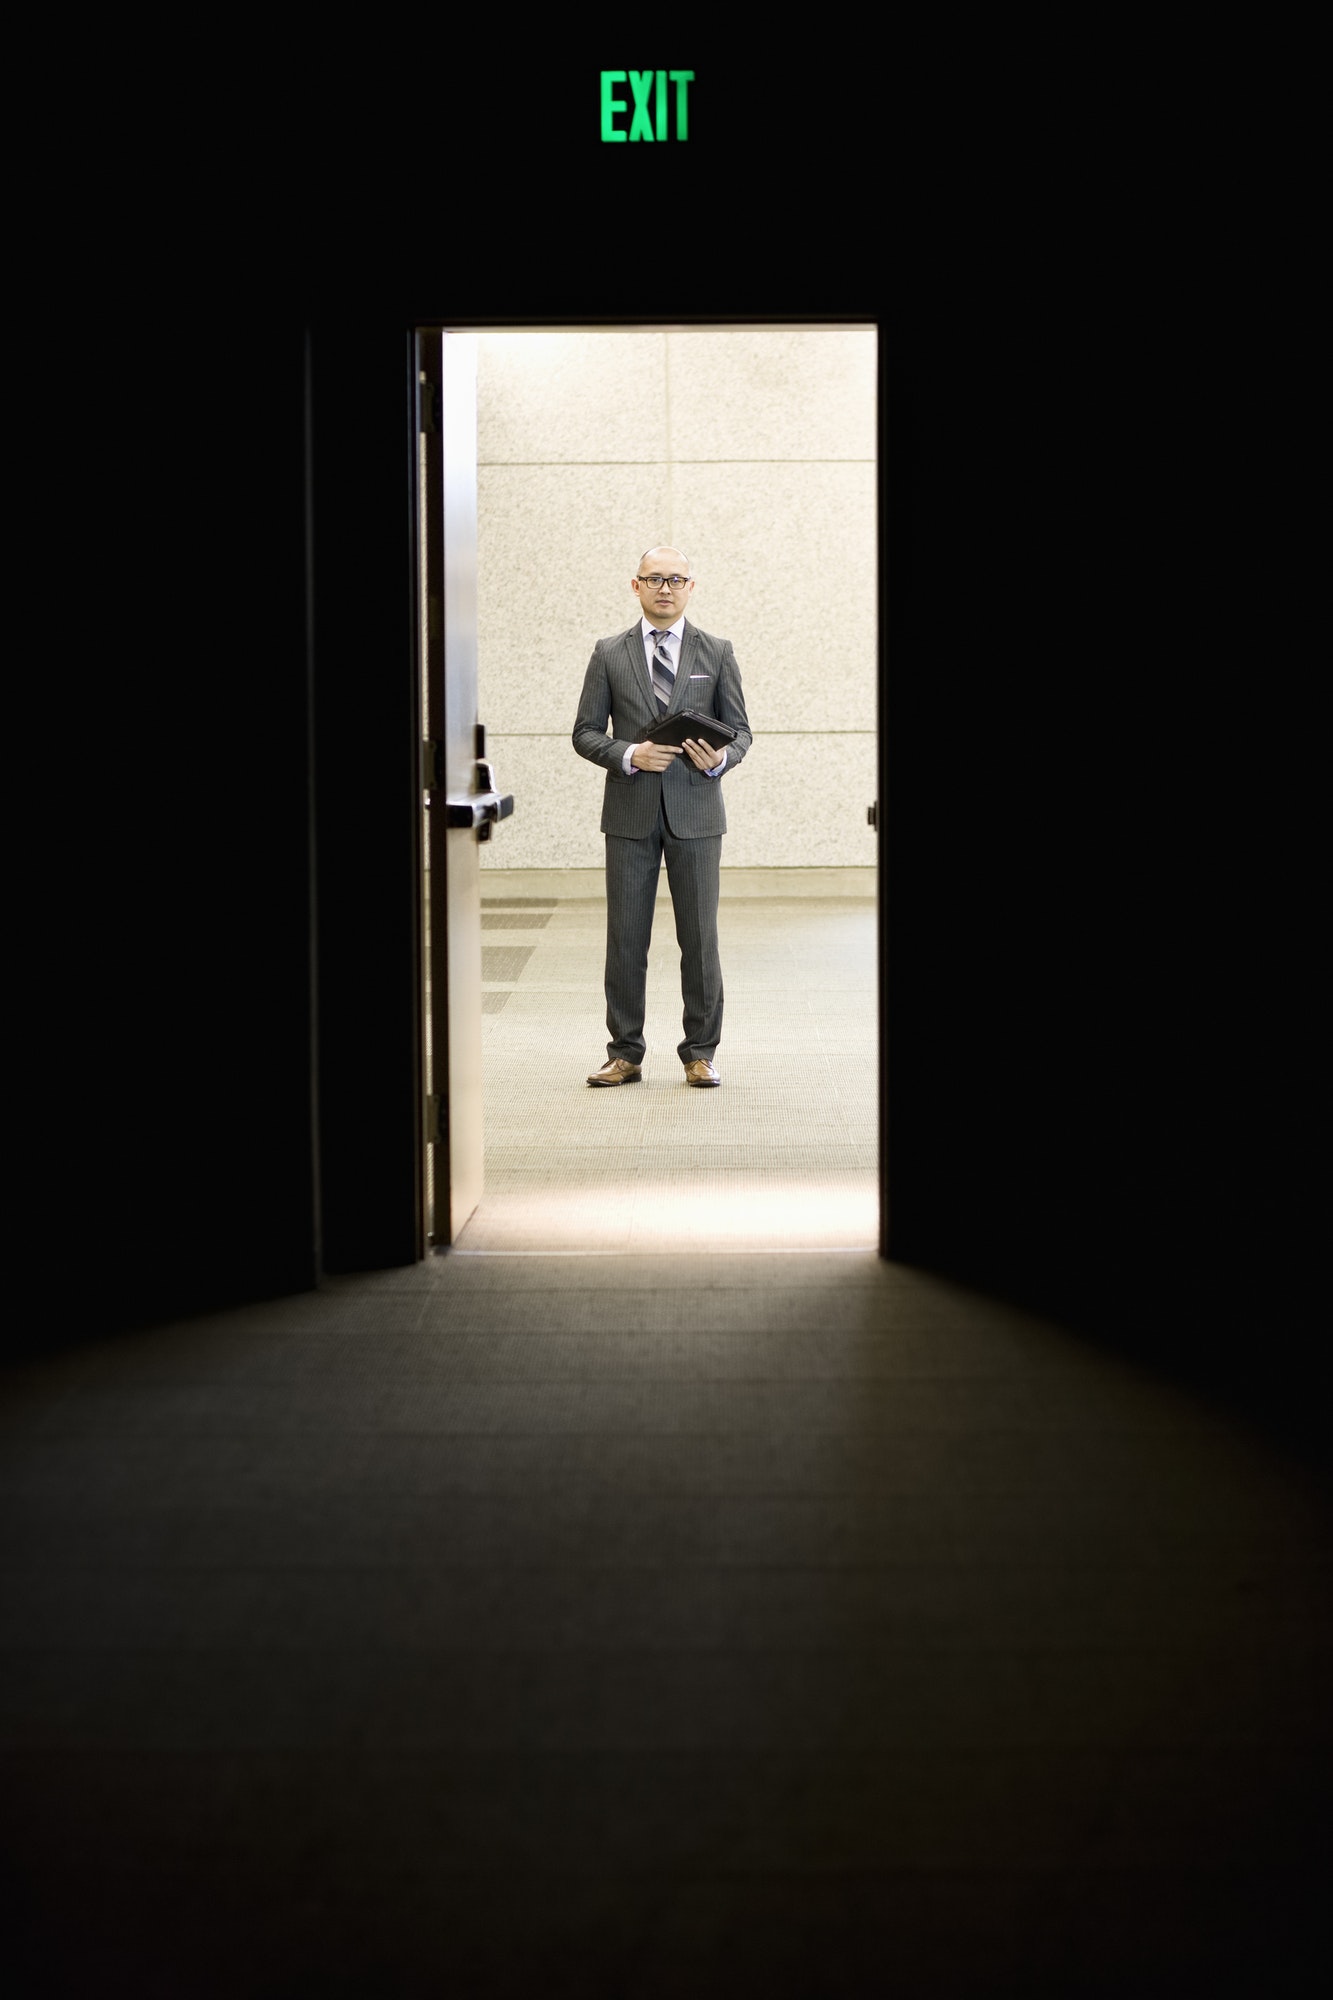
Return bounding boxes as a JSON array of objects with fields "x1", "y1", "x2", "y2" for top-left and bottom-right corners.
[
  {"x1": 425, "y1": 1095, "x2": 443, "y2": 1145},
  {"x1": 867, "y1": 802, "x2": 878, "y2": 830},
  {"x1": 419, "y1": 375, "x2": 440, "y2": 435}
]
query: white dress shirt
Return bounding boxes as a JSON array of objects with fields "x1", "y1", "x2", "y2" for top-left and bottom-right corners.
[{"x1": 623, "y1": 615, "x2": 728, "y2": 778}]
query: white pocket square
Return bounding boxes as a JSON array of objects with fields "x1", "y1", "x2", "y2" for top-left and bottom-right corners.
[{"x1": 688, "y1": 673, "x2": 712, "y2": 680}]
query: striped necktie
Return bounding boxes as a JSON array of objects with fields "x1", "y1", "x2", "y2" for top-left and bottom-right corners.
[{"x1": 651, "y1": 629, "x2": 676, "y2": 713}]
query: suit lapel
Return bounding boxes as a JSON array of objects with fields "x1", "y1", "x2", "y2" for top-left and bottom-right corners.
[
  {"x1": 667, "y1": 620, "x2": 696, "y2": 714},
  {"x1": 624, "y1": 620, "x2": 698, "y2": 721},
  {"x1": 620, "y1": 622, "x2": 656, "y2": 721}
]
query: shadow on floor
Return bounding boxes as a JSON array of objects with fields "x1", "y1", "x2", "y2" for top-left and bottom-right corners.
[{"x1": 3, "y1": 1250, "x2": 1329, "y2": 1997}]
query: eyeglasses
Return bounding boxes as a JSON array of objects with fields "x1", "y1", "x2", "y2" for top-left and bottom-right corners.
[{"x1": 636, "y1": 574, "x2": 691, "y2": 589}]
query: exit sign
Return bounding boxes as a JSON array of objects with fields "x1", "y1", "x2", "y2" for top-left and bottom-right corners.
[{"x1": 600, "y1": 71, "x2": 694, "y2": 142}]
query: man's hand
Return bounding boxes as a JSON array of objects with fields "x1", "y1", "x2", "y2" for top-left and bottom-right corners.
[
  {"x1": 630, "y1": 742, "x2": 684, "y2": 772},
  {"x1": 682, "y1": 737, "x2": 724, "y2": 772}
]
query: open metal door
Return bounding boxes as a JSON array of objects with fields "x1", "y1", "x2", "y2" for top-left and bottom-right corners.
[{"x1": 417, "y1": 330, "x2": 513, "y2": 1245}]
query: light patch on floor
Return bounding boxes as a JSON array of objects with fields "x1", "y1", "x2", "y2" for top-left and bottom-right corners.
[{"x1": 461, "y1": 895, "x2": 878, "y2": 1253}]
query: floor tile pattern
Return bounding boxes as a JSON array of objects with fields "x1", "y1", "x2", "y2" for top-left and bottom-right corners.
[{"x1": 2, "y1": 1254, "x2": 1329, "y2": 1996}]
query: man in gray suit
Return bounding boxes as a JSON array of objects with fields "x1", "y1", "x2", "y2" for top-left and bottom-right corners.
[{"x1": 573, "y1": 547, "x2": 752, "y2": 1088}]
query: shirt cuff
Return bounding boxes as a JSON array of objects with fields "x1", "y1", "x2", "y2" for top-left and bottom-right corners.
[{"x1": 624, "y1": 745, "x2": 725, "y2": 776}]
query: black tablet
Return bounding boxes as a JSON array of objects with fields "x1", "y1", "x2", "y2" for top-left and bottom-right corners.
[{"x1": 640, "y1": 708, "x2": 738, "y2": 752}]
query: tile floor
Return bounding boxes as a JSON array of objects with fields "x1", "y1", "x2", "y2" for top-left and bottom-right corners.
[{"x1": 1, "y1": 897, "x2": 1329, "y2": 1996}]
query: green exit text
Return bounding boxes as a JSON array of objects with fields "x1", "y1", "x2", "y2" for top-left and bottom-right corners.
[{"x1": 601, "y1": 71, "x2": 694, "y2": 143}]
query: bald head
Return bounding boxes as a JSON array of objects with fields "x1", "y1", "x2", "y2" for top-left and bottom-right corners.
[{"x1": 639, "y1": 545, "x2": 691, "y2": 574}]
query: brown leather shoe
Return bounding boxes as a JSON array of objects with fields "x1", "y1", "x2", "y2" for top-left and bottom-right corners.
[
  {"x1": 683, "y1": 1058, "x2": 720, "y2": 1087},
  {"x1": 587, "y1": 1058, "x2": 643, "y2": 1086}
]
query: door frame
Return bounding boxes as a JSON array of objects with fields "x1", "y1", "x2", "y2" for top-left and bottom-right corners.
[{"x1": 406, "y1": 313, "x2": 888, "y2": 1259}]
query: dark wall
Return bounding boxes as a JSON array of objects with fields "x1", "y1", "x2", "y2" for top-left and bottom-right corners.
[
  {"x1": 70, "y1": 317, "x2": 319, "y2": 1337},
  {"x1": 879, "y1": 269, "x2": 1316, "y2": 1402},
  {"x1": 44, "y1": 57, "x2": 1312, "y2": 1412}
]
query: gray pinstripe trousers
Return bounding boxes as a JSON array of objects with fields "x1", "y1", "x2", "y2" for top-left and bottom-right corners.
[{"x1": 604, "y1": 800, "x2": 723, "y2": 1065}]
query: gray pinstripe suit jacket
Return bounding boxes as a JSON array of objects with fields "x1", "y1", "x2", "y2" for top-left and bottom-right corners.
[{"x1": 572, "y1": 620, "x2": 752, "y2": 841}]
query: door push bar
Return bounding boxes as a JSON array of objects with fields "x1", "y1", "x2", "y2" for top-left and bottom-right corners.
[
  {"x1": 444, "y1": 792, "x2": 514, "y2": 830},
  {"x1": 441, "y1": 759, "x2": 514, "y2": 841},
  {"x1": 425, "y1": 729, "x2": 515, "y2": 841}
]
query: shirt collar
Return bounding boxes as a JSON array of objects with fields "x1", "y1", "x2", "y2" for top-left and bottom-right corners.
[{"x1": 642, "y1": 614, "x2": 686, "y2": 645}]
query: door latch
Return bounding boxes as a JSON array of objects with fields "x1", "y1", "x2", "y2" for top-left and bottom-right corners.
[
  {"x1": 426, "y1": 726, "x2": 515, "y2": 840},
  {"x1": 443, "y1": 758, "x2": 514, "y2": 839}
]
